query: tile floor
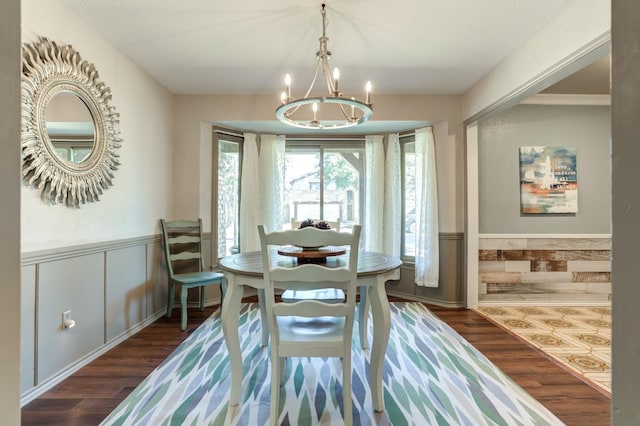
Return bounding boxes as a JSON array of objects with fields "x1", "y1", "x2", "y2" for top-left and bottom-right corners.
[{"x1": 475, "y1": 305, "x2": 611, "y2": 396}]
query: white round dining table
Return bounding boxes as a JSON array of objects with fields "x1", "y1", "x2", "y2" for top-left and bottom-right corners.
[{"x1": 218, "y1": 249, "x2": 402, "y2": 413}]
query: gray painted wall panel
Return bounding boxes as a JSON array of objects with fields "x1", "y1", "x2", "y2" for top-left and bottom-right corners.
[
  {"x1": 21, "y1": 265, "x2": 36, "y2": 394},
  {"x1": 37, "y1": 253, "x2": 104, "y2": 383},
  {"x1": 387, "y1": 234, "x2": 464, "y2": 307},
  {"x1": 106, "y1": 246, "x2": 148, "y2": 342},
  {"x1": 146, "y1": 240, "x2": 168, "y2": 317},
  {"x1": 478, "y1": 104, "x2": 611, "y2": 234}
]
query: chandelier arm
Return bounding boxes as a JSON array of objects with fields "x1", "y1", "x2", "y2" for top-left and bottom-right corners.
[
  {"x1": 336, "y1": 103, "x2": 352, "y2": 121},
  {"x1": 321, "y1": 55, "x2": 335, "y2": 94},
  {"x1": 305, "y1": 56, "x2": 323, "y2": 99},
  {"x1": 287, "y1": 57, "x2": 323, "y2": 118}
]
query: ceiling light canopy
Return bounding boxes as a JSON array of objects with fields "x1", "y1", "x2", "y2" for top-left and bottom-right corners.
[{"x1": 275, "y1": 3, "x2": 373, "y2": 130}]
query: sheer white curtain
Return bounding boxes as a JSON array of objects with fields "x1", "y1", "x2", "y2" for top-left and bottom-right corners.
[
  {"x1": 363, "y1": 135, "x2": 384, "y2": 251},
  {"x1": 415, "y1": 127, "x2": 439, "y2": 287},
  {"x1": 383, "y1": 133, "x2": 401, "y2": 257},
  {"x1": 259, "y1": 134, "x2": 285, "y2": 232},
  {"x1": 239, "y1": 133, "x2": 260, "y2": 252},
  {"x1": 239, "y1": 133, "x2": 285, "y2": 252}
]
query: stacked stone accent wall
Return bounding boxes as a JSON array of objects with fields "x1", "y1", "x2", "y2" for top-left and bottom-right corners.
[{"x1": 478, "y1": 237, "x2": 611, "y2": 303}]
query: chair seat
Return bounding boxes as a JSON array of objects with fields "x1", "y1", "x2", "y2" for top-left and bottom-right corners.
[
  {"x1": 276, "y1": 316, "x2": 346, "y2": 357},
  {"x1": 173, "y1": 271, "x2": 225, "y2": 285},
  {"x1": 281, "y1": 288, "x2": 345, "y2": 304}
]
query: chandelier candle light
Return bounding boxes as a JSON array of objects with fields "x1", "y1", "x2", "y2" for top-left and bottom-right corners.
[{"x1": 276, "y1": 3, "x2": 373, "y2": 130}]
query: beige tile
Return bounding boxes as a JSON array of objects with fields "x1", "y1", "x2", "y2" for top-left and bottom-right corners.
[
  {"x1": 481, "y1": 272, "x2": 521, "y2": 283},
  {"x1": 521, "y1": 271, "x2": 572, "y2": 283},
  {"x1": 479, "y1": 238, "x2": 527, "y2": 250},
  {"x1": 504, "y1": 261, "x2": 531, "y2": 272},
  {"x1": 479, "y1": 261, "x2": 506, "y2": 272},
  {"x1": 567, "y1": 260, "x2": 611, "y2": 272},
  {"x1": 526, "y1": 238, "x2": 611, "y2": 250},
  {"x1": 585, "y1": 283, "x2": 612, "y2": 294}
]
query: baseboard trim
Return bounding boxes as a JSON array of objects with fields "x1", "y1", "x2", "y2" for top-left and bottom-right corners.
[
  {"x1": 478, "y1": 300, "x2": 611, "y2": 307},
  {"x1": 386, "y1": 290, "x2": 464, "y2": 309},
  {"x1": 479, "y1": 234, "x2": 611, "y2": 239}
]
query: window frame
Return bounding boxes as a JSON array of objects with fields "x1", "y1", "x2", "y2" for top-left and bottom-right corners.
[
  {"x1": 400, "y1": 132, "x2": 416, "y2": 261},
  {"x1": 212, "y1": 128, "x2": 243, "y2": 263}
]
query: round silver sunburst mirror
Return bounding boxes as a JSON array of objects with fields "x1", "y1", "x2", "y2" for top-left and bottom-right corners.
[{"x1": 21, "y1": 36, "x2": 122, "y2": 208}]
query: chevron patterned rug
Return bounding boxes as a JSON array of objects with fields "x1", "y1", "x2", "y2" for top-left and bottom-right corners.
[{"x1": 101, "y1": 302, "x2": 561, "y2": 425}]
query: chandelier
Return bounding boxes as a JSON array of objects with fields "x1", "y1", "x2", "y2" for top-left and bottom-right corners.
[{"x1": 275, "y1": 3, "x2": 373, "y2": 130}]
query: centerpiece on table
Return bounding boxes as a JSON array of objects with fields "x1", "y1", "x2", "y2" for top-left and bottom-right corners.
[
  {"x1": 281, "y1": 218, "x2": 344, "y2": 263},
  {"x1": 299, "y1": 218, "x2": 331, "y2": 230},
  {"x1": 296, "y1": 219, "x2": 335, "y2": 252}
]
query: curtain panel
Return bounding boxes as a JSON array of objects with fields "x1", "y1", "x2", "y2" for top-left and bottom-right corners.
[
  {"x1": 414, "y1": 127, "x2": 439, "y2": 287},
  {"x1": 239, "y1": 133, "x2": 260, "y2": 252},
  {"x1": 239, "y1": 133, "x2": 285, "y2": 252},
  {"x1": 364, "y1": 135, "x2": 385, "y2": 251}
]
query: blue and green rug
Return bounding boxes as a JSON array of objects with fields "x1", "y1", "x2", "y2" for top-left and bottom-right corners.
[{"x1": 101, "y1": 302, "x2": 562, "y2": 425}]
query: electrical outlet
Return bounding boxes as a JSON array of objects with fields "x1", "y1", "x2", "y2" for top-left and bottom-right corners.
[{"x1": 62, "y1": 310, "x2": 72, "y2": 329}]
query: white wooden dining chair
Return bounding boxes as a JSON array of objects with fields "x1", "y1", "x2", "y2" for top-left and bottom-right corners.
[
  {"x1": 160, "y1": 219, "x2": 226, "y2": 330},
  {"x1": 258, "y1": 224, "x2": 361, "y2": 426}
]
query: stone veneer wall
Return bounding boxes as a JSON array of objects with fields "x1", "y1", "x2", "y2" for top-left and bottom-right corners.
[{"x1": 478, "y1": 236, "x2": 611, "y2": 304}]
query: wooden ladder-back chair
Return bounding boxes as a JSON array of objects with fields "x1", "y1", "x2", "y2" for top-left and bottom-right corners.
[
  {"x1": 258, "y1": 224, "x2": 361, "y2": 426},
  {"x1": 160, "y1": 219, "x2": 226, "y2": 330}
]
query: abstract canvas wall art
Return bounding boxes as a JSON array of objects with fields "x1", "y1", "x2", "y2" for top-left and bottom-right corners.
[{"x1": 519, "y1": 146, "x2": 578, "y2": 214}]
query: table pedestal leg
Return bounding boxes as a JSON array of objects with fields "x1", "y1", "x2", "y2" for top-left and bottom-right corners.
[
  {"x1": 358, "y1": 285, "x2": 370, "y2": 349},
  {"x1": 369, "y1": 278, "x2": 390, "y2": 412},
  {"x1": 221, "y1": 278, "x2": 243, "y2": 406},
  {"x1": 258, "y1": 288, "x2": 269, "y2": 346}
]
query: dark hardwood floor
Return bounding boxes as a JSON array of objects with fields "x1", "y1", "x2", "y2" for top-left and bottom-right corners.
[{"x1": 21, "y1": 298, "x2": 611, "y2": 425}]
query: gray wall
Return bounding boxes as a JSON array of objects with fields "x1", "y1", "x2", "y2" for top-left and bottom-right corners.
[
  {"x1": 0, "y1": 0, "x2": 21, "y2": 421},
  {"x1": 612, "y1": 0, "x2": 640, "y2": 421},
  {"x1": 478, "y1": 104, "x2": 611, "y2": 234}
]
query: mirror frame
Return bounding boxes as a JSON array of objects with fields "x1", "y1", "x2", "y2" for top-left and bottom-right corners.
[{"x1": 21, "y1": 36, "x2": 122, "y2": 207}]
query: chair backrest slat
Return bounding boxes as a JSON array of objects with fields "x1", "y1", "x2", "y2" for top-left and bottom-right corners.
[
  {"x1": 160, "y1": 218, "x2": 205, "y2": 277},
  {"x1": 167, "y1": 235, "x2": 200, "y2": 245},
  {"x1": 168, "y1": 251, "x2": 201, "y2": 262}
]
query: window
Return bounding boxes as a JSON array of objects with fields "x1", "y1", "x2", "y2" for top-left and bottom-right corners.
[
  {"x1": 212, "y1": 130, "x2": 427, "y2": 261},
  {"x1": 401, "y1": 135, "x2": 416, "y2": 258},
  {"x1": 284, "y1": 142, "x2": 364, "y2": 231},
  {"x1": 213, "y1": 131, "x2": 242, "y2": 259}
]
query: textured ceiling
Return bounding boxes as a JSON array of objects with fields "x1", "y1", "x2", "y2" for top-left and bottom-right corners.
[{"x1": 61, "y1": 0, "x2": 577, "y2": 96}]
